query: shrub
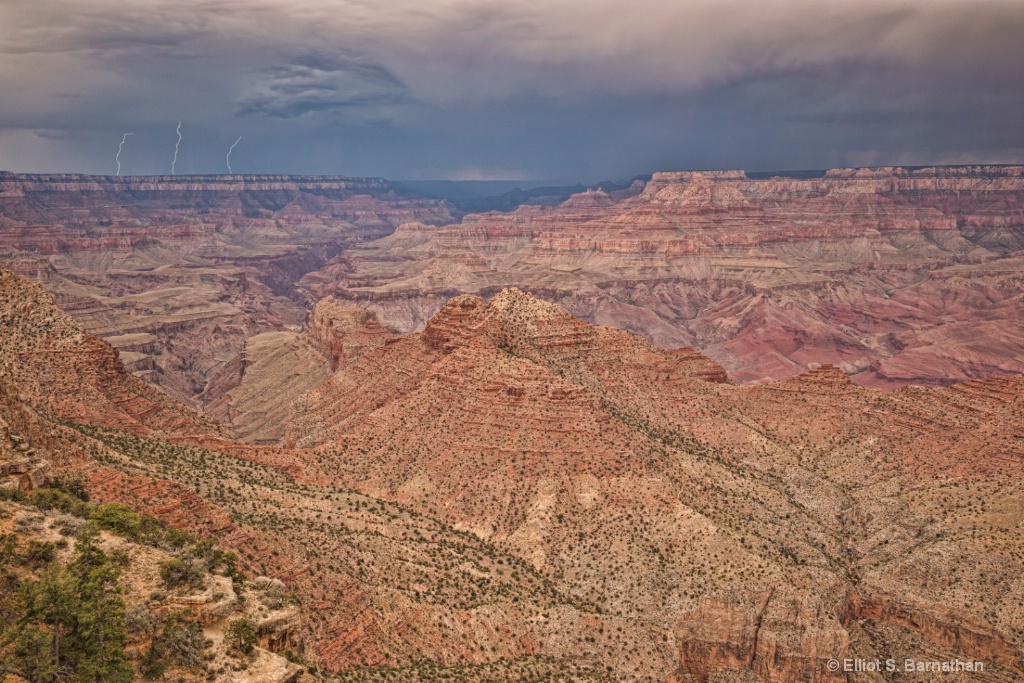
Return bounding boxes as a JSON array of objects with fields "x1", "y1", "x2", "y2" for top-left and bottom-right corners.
[
  {"x1": 159, "y1": 557, "x2": 205, "y2": 591},
  {"x1": 20, "y1": 540, "x2": 56, "y2": 568},
  {"x1": 86, "y1": 503, "x2": 165, "y2": 545},
  {"x1": 50, "y1": 474, "x2": 90, "y2": 502},
  {"x1": 28, "y1": 488, "x2": 89, "y2": 517},
  {"x1": 0, "y1": 533, "x2": 18, "y2": 565},
  {"x1": 226, "y1": 618, "x2": 258, "y2": 655},
  {"x1": 161, "y1": 618, "x2": 205, "y2": 667},
  {"x1": 164, "y1": 527, "x2": 194, "y2": 549},
  {"x1": 139, "y1": 642, "x2": 167, "y2": 679},
  {"x1": 109, "y1": 548, "x2": 131, "y2": 568},
  {"x1": 0, "y1": 486, "x2": 26, "y2": 503},
  {"x1": 53, "y1": 513, "x2": 85, "y2": 537},
  {"x1": 125, "y1": 605, "x2": 161, "y2": 640},
  {"x1": 88, "y1": 503, "x2": 145, "y2": 539}
]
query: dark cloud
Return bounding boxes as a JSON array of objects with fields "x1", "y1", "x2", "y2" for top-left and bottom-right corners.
[
  {"x1": 0, "y1": 1, "x2": 1022, "y2": 178},
  {"x1": 236, "y1": 53, "x2": 409, "y2": 119}
]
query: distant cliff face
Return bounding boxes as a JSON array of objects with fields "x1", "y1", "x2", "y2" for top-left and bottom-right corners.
[
  {"x1": 304, "y1": 165, "x2": 1024, "y2": 388},
  {"x1": 0, "y1": 173, "x2": 457, "y2": 406}
]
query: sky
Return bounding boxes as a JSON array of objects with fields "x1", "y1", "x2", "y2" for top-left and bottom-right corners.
[{"x1": 1, "y1": 0, "x2": 1023, "y2": 181}]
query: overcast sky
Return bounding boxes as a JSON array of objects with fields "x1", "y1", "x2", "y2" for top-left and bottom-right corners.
[{"x1": 1, "y1": 0, "x2": 1022, "y2": 181}]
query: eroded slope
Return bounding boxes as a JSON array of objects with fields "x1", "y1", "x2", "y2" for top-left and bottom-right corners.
[
  {"x1": 3, "y1": 265, "x2": 1023, "y2": 681},
  {"x1": 280, "y1": 288, "x2": 1024, "y2": 681},
  {"x1": 0, "y1": 267, "x2": 623, "y2": 680}
]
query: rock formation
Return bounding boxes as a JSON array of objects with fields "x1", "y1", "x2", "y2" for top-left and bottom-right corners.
[
  {"x1": 304, "y1": 166, "x2": 1024, "y2": 388},
  {"x1": 0, "y1": 173, "x2": 456, "y2": 408},
  {"x1": 1, "y1": 262, "x2": 1023, "y2": 681},
  {"x1": 277, "y1": 287, "x2": 1024, "y2": 681},
  {"x1": 0, "y1": 268, "x2": 644, "y2": 679}
]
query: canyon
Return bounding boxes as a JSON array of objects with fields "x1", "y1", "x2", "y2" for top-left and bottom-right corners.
[
  {"x1": 305, "y1": 166, "x2": 1024, "y2": 389},
  {"x1": 2, "y1": 167, "x2": 1023, "y2": 417},
  {"x1": 0, "y1": 172, "x2": 456, "y2": 406},
  {"x1": 2, "y1": 166, "x2": 1024, "y2": 681},
  {"x1": 2, "y1": 266, "x2": 1023, "y2": 681}
]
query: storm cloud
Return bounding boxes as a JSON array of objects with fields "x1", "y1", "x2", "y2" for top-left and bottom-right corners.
[
  {"x1": 1, "y1": 0, "x2": 1022, "y2": 179},
  {"x1": 235, "y1": 53, "x2": 410, "y2": 119}
]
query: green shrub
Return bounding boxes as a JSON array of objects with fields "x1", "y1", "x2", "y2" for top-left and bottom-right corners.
[
  {"x1": 159, "y1": 557, "x2": 205, "y2": 591},
  {"x1": 0, "y1": 533, "x2": 18, "y2": 566},
  {"x1": 50, "y1": 475, "x2": 90, "y2": 502},
  {"x1": 20, "y1": 540, "x2": 55, "y2": 568},
  {"x1": 109, "y1": 548, "x2": 131, "y2": 568},
  {"x1": 161, "y1": 617, "x2": 205, "y2": 667},
  {"x1": 226, "y1": 617, "x2": 258, "y2": 655},
  {"x1": 0, "y1": 486, "x2": 26, "y2": 503},
  {"x1": 139, "y1": 642, "x2": 167, "y2": 679},
  {"x1": 28, "y1": 488, "x2": 89, "y2": 517},
  {"x1": 164, "y1": 527, "x2": 194, "y2": 549},
  {"x1": 88, "y1": 503, "x2": 142, "y2": 537}
]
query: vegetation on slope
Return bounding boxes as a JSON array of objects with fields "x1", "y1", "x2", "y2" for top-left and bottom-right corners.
[{"x1": 0, "y1": 480, "x2": 276, "y2": 683}]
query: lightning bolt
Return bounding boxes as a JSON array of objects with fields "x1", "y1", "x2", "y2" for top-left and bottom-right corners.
[
  {"x1": 171, "y1": 121, "x2": 182, "y2": 175},
  {"x1": 226, "y1": 136, "x2": 242, "y2": 174},
  {"x1": 115, "y1": 133, "x2": 132, "y2": 176}
]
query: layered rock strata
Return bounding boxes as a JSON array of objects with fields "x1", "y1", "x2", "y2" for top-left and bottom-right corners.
[
  {"x1": 0, "y1": 173, "x2": 456, "y2": 406},
  {"x1": 304, "y1": 166, "x2": 1024, "y2": 388},
  {"x1": 2, "y1": 265, "x2": 1023, "y2": 681},
  {"x1": 277, "y1": 287, "x2": 1024, "y2": 681}
]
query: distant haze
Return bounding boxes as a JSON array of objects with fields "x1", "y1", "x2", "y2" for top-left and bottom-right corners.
[{"x1": 1, "y1": 0, "x2": 1022, "y2": 180}]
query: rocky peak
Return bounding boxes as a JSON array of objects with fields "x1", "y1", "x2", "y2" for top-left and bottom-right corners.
[
  {"x1": 794, "y1": 363, "x2": 854, "y2": 384},
  {"x1": 421, "y1": 294, "x2": 489, "y2": 352},
  {"x1": 667, "y1": 347, "x2": 731, "y2": 384},
  {"x1": 559, "y1": 188, "x2": 615, "y2": 209},
  {"x1": 308, "y1": 296, "x2": 392, "y2": 369},
  {"x1": 488, "y1": 287, "x2": 567, "y2": 324}
]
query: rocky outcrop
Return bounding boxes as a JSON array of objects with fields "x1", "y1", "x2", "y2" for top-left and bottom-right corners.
[
  {"x1": 0, "y1": 416, "x2": 53, "y2": 491},
  {"x1": 307, "y1": 296, "x2": 394, "y2": 368},
  {"x1": 307, "y1": 165, "x2": 1024, "y2": 389},
  {"x1": 673, "y1": 590, "x2": 848, "y2": 683},
  {"x1": 844, "y1": 592, "x2": 1023, "y2": 671}
]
